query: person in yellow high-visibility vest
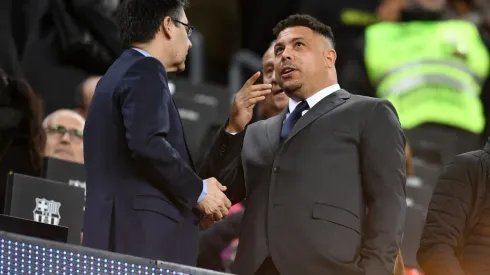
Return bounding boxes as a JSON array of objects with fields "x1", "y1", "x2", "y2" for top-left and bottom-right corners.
[{"x1": 341, "y1": 0, "x2": 490, "y2": 165}]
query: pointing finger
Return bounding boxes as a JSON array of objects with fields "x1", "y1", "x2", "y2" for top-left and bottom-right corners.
[{"x1": 244, "y1": 72, "x2": 261, "y2": 88}]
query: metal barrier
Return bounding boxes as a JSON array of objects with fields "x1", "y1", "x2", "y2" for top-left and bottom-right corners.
[
  {"x1": 228, "y1": 49, "x2": 262, "y2": 102},
  {"x1": 189, "y1": 30, "x2": 205, "y2": 85},
  {"x1": 0, "y1": 231, "x2": 231, "y2": 275}
]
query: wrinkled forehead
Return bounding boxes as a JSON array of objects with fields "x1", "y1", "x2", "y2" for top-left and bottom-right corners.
[
  {"x1": 275, "y1": 26, "x2": 316, "y2": 46},
  {"x1": 49, "y1": 113, "x2": 84, "y2": 130}
]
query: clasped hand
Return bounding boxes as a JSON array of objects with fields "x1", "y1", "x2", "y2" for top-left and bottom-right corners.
[{"x1": 196, "y1": 177, "x2": 231, "y2": 229}]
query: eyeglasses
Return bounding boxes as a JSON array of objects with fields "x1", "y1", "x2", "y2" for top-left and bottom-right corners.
[
  {"x1": 46, "y1": 125, "x2": 83, "y2": 141},
  {"x1": 172, "y1": 18, "x2": 194, "y2": 37}
]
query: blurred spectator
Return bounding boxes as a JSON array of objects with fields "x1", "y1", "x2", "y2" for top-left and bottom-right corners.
[
  {"x1": 20, "y1": 0, "x2": 122, "y2": 115},
  {"x1": 0, "y1": 0, "x2": 24, "y2": 78},
  {"x1": 417, "y1": 136, "x2": 490, "y2": 275},
  {"x1": 341, "y1": 0, "x2": 490, "y2": 165},
  {"x1": 254, "y1": 43, "x2": 289, "y2": 119},
  {"x1": 195, "y1": 43, "x2": 289, "y2": 167},
  {"x1": 0, "y1": 69, "x2": 45, "y2": 213},
  {"x1": 74, "y1": 76, "x2": 101, "y2": 118},
  {"x1": 43, "y1": 109, "x2": 84, "y2": 164}
]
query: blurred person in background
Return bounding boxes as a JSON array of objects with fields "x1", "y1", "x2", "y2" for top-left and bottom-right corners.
[
  {"x1": 74, "y1": 76, "x2": 102, "y2": 118},
  {"x1": 0, "y1": 69, "x2": 45, "y2": 213},
  {"x1": 341, "y1": 0, "x2": 490, "y2": 165},
  {"x1": 20, "y1": 0, "x2": 122, "y2": 115},
  {"x1": 194, "y1": 41, "x2": 288, "y2": 169},
  {"x1": 43, "y1": 109, "x2": 85, "y2": 164},
  {"x1": 417, "y1": 135, "x2": 490, "y2": 275},
  {"x1": 255, "y1": 42, "x2": 290, "y2": 119}
]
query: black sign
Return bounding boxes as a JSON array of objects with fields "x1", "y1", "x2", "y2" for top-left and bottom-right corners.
[
  {"x1": 0, "y1": 214, "x2": 67, "y2": 243},
  {"x1": 42, "y1": 157, "x2": 86, "y2": 195},
  {"x1": 4, "y1": 173, "x2": 85, "y2": 245}
]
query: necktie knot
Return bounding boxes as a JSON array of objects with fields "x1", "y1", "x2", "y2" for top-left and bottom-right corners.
[
  {"x1": 280, "y1": 101, "x2": 309, "y2": 139},
  {"x1": 294, "y1": 101, "x2": 309, "y2": 114}
]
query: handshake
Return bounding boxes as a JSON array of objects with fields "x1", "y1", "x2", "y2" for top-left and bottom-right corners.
[{"x1": 196, "y1": 177, "x2": 232, "y2": 229}]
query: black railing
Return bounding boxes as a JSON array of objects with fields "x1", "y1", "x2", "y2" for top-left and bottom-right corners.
[{"x1": 0, "y1": 231, "x2": 231, "y2": 275}]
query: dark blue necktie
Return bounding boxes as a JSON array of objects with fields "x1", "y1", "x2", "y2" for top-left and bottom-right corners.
[{"x1": 280, "y1": 101, "x2": 310, "y2": 139}]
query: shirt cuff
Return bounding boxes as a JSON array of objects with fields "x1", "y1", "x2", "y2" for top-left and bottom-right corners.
[{"x1": 197, "y1": 180, "x2": 208, "y2": 202}]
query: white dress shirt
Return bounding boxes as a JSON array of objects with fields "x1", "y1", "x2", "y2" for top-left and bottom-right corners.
[
  {"x1": 287, "y1": 84, "x2": 341, "y2": 117},
  {"x1": 228, "y1": 84, "x2": 341, "y2": 135}
]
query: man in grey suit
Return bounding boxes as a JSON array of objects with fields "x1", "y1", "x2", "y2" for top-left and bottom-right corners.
[{"x1": 199, "y1": 14, "x2": 407, "y2": 275}]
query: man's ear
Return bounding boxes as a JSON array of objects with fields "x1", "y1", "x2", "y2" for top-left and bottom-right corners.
[
  {"x1": 323, "y1": 48, "x2": 337, "y2": 68},
  {"x1": 161, "y1": 16, "x2": 174, "y2": 39}
]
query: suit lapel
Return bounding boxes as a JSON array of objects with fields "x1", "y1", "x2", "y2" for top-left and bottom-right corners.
[
  {"x1": 284, "y1": 89, "x2": 351, "y2": 144},
  {"x1": 266, "y1": 108, "x2": 288, "y2": 155}
]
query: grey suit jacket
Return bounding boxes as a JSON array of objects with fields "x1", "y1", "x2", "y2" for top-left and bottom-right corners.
[{"x1": 199, "y1": 89, "x2": 407, "y2": 275}]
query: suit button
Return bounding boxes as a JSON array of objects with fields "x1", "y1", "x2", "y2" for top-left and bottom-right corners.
[
  {"x1": 273, "y1": 167, "x2": 280, "y2": 173},
  {"x1": 220, "y1": 145, "x2": 227, "y2": 156}
]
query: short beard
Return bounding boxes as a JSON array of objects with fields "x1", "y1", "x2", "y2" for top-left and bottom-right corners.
[{"x1": 282, "y1": 83, "x2": 303, "y2": 98}]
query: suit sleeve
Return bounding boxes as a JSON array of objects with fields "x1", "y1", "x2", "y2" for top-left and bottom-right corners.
[
  {"x1": 118, "y1": 58, "x2": 202, "y2": 211},
  {"x1": 198, "y1": 121, "x2": 247, "y2": 205},
  {"x1": 416, "y1": 155, "x2": 477, "y2": 275},
  {"x1": 358, "y1": 99, "x2": 407, "y2": 275}
]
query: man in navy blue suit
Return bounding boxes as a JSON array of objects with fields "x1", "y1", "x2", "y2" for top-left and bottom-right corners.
[{"x1": 82, "y1": 0, "x2": 235, "y2": 266}]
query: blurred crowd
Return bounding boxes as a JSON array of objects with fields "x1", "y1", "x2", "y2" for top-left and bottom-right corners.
[{"x1": 2, "y1": 0, "x2": 490, "y2": 274}]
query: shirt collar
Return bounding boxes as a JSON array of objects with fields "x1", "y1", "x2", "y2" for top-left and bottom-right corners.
[
  {"x1": 288, "y1": 84, "x2": 341, "y2": 114},
  {"x1": 132, "y1": 48, "x2": 152, "y2": 57}
]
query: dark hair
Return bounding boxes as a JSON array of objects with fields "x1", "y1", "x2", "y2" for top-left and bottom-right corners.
[
  {"x1": 272, "y1": 14, "x2": 335, "y2": 48},
  {"x1": 0, "y1": 70, "x2": 46, "y2": 170},
  {"x1": 116, "y1": 0, "x2": 189, "y2": 47}
]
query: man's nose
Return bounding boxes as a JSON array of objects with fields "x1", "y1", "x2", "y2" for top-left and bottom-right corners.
[
  {"x1": 281, "y1": 46, "x2": 293, "y2": 61},
  {"x1": 271, "y1": 71, "x2": 278, "y2": 84},
  {"x1": 60, "y1": 132, "x2": 71, "y2": 143}
]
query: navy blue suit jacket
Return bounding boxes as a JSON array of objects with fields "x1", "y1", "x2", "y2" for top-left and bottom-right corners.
[{"x1": 82, "y1": 49, "x2": 203, "y2": 265}]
